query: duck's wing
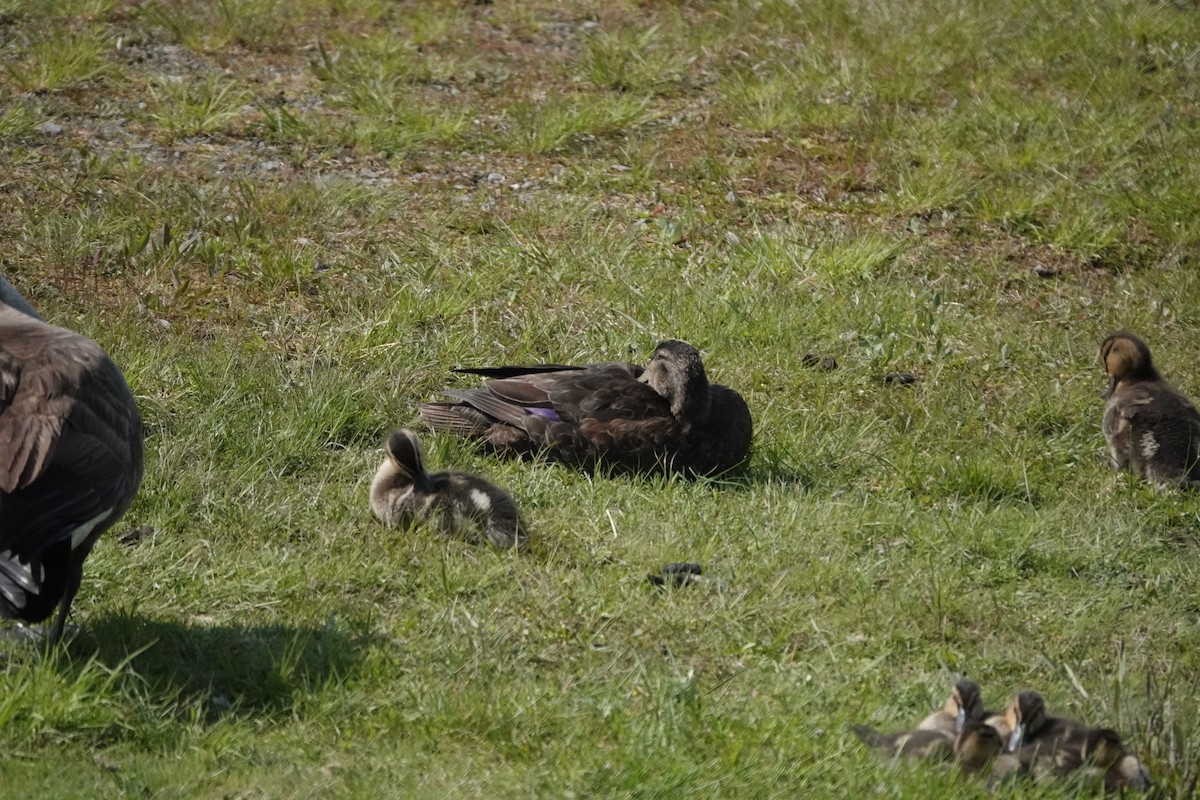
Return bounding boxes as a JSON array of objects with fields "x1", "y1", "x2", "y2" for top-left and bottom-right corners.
[{"x1": 470, "y1": 362, "x2": 662, "y2": 425}]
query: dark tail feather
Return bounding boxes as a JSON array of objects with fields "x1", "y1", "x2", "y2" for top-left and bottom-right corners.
[{"x1": 453, "y1": 364, "x2": 581, "y2": 378}]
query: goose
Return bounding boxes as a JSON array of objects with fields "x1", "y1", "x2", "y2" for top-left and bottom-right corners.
[
  {"x1": 1101, "y1": 331, "x2": 1200, "y2": 487},
  {"x1": 0, "y1": 274, "x2": 144, "y2": 644},
  {"x1": 417, "y1": 340, "x2": 752, "y2": 478},
  {"x1": 370, "y1": 428, "x2": 525, "y2": 548}
]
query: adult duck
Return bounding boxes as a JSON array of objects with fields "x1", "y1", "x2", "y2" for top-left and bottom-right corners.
[
  {"x1": 1101, "y1": 331, "x2": 1200, "y2": 488},
  {"x1": 0, "y1": 274, "x2": 144, "y2": 643},
  {"x1": 371, "y1": 428, "x2": 525, "y2": 548},
  {"x1": 417, "y1": 340, "x2": 752, "y2": 478}
]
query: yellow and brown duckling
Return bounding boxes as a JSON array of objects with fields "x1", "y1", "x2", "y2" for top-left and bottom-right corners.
[
  {"x1": 417, "y1": 340, "x2": 753, "y2": 478},
  {"x1": 955, "y1": 720, "x2": 1005, "y2": 776},
  {"x1": 851, "y1": 724, "x2": 956, "y2": 763},
  {"x1": 987, "y1": 692, "x2": 1152, "y2": 793},
  {"x1": 851, "y1": 718, "x2": 1002, "y2": 776},
  {"x1": 1101, "y1": 331, "x2": 1200, "y2": 488},
  {"x1": 851, "y1": 680, "x2": 990, "y2": 770},
  {"x1": 370, "y1": 428, "x2": 525, "y2": 549}
]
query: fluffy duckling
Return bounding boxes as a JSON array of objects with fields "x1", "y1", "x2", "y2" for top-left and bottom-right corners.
[
  {"x1": 955, "y1": 719, "x2": 1005, "y2": 776},
  {"x1": 1101, "y1": 331, "x2": 1200, "y2": 488},
  {"x1": 417, "y1": 340, "x2": 753, "y2": 478},
  {"x1": 989, "y1": 727, "x2": 1152, "y2": 793},
  {"x1": 370, "y1": 428, "x2": 525, "y2": 549},
  {"x1": 0, "y1": 274, "x2": 144, "y2": 644},
  {"x1": 850, "y1": 724, "x2": 955, "y2": 763},
  {"x1": 850, "y1": 718, "x2": 1003, "y2": 776},
  {"x1": 917, "y1": 679, "x2": 986, "y2": 738}
]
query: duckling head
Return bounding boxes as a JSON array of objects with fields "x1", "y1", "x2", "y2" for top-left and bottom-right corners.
[
  {"x1": 949, "y1": 680, "x2": 985, "y2": 731},
  {"x1": 384, "y1": 428, "x2": 438, "y2": 493},
  {"x1": 1101, "y1": 332, "x2": 1159, "y2": 396},
  {"x1": 640, "y1": 340, "x2": 711, "y2": 420},
  {"x1": 1003, "y1": 690, "x2": 1046, "y2": 752}
]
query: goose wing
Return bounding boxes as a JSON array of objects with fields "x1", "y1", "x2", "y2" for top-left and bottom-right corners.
[{"x1": 0, "y1": 324, "x2": 143, "y2": 595}]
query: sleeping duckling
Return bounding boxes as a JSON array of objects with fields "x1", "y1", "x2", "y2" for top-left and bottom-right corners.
[
  {"x1": 917, "y1": 679, "x2": 986, "y2": 738},
  {"x1": 370, "y1": 428, "x2": 525, "y2": 549},
  {"x1": 1101, "y1": 331, "x2": 1200, "y2": 488}
]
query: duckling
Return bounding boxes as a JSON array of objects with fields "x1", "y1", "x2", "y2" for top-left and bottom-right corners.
[
  {"x1": 850, "y1": 718, "x2": 1003, "y2": 776},
  {"x1": 989, "y1": 726, "x2": 1152, "y2": 793},
  {"x1": 850, "y1": 724, "x2": 955, "y2": 763},
  {"x1": 417, "y1": 340, "x2": 753, "y2": 478},
  {"x1": 0, "y1": 273, "x2": 144, "y2": 644},
  {"x1": 955, "y1": 719, "x2": 1005, "y2": 776},
  {"x1": 985, "y1": 689, "x2": 1058, "y2": 751},
  {"x1": 370, "y1": 428, "x2": 525, "y2": 549},
  {"x1": 917, "y1": 679, "x2": 986, "y2": 738},
  {"x1": 1101, "y1": 331, "x2": 1200, "y2": 488}
]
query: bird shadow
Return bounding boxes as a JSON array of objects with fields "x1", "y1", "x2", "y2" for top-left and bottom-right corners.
[{"x1": 63, "y1": 611, "x2": 378, "y2": 721}]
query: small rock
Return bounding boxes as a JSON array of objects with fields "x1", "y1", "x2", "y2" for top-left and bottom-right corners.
[
  {"x1": 38, "y1": 122, "x2": 64, "y2": 135},
  {"x1": 486, "y1": 172, "x2": 504, "y2": 184},
  {"x1": 884, "y1": 372, "x2": 917, "y2": 386},
  {"x1": 610, "y1": 164, "x2": 632, "y2": 172},
  {"x1": 259, "y1": 160, "x2": 282, "y2": 172}
]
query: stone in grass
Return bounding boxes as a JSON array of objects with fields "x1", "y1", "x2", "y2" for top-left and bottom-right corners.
[
  {"x1": 884, "y1": 372, "x2": 917, "y2": 386},
  {"x1": 801, "y1": 352, "x2": 838, "y2": 371},
  {"x1": 648, "y1": 562, "x2": 705, "y2": 588}
]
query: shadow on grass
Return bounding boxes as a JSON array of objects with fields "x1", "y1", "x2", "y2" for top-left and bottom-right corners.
[{"x1": 69, "y1": 611, "x2": 377, "y2": 719}]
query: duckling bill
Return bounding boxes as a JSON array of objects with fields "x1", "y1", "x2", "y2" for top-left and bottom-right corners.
[
  {"x1": 370, "y1": 428, "x2": 525, "y2": 548},
  {"x1": 1101, "y1": 331, "x2": 1200, "y2": 488},
  {"x1": 417, "y1": 340, "x2": 753, "y2": 478}
]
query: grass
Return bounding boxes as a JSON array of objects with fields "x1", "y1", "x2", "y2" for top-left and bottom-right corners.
[{"x1": 1, "y1": 0, "x2": 1199, "y2": 797}]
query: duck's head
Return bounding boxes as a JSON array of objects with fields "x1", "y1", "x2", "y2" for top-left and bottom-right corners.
[
  {"x1": 956, "y1": 720, "x2": 1004, "y2": 772},
  {"x1": 1002, "y1": 690, "x2": 1047, "y2": 752},
  {"x1": 947, "y1": 680, "x2": 985, "y2": 731},
  {"x1": 640, "y1": 340, "x2": 711, "y2": 419},
  {"x1": 1101, "y1": 332, "x2": 1159, "y2": 396},
  {"x1": 384, "y1": 428, "x2": 438, "y2": 493}
]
